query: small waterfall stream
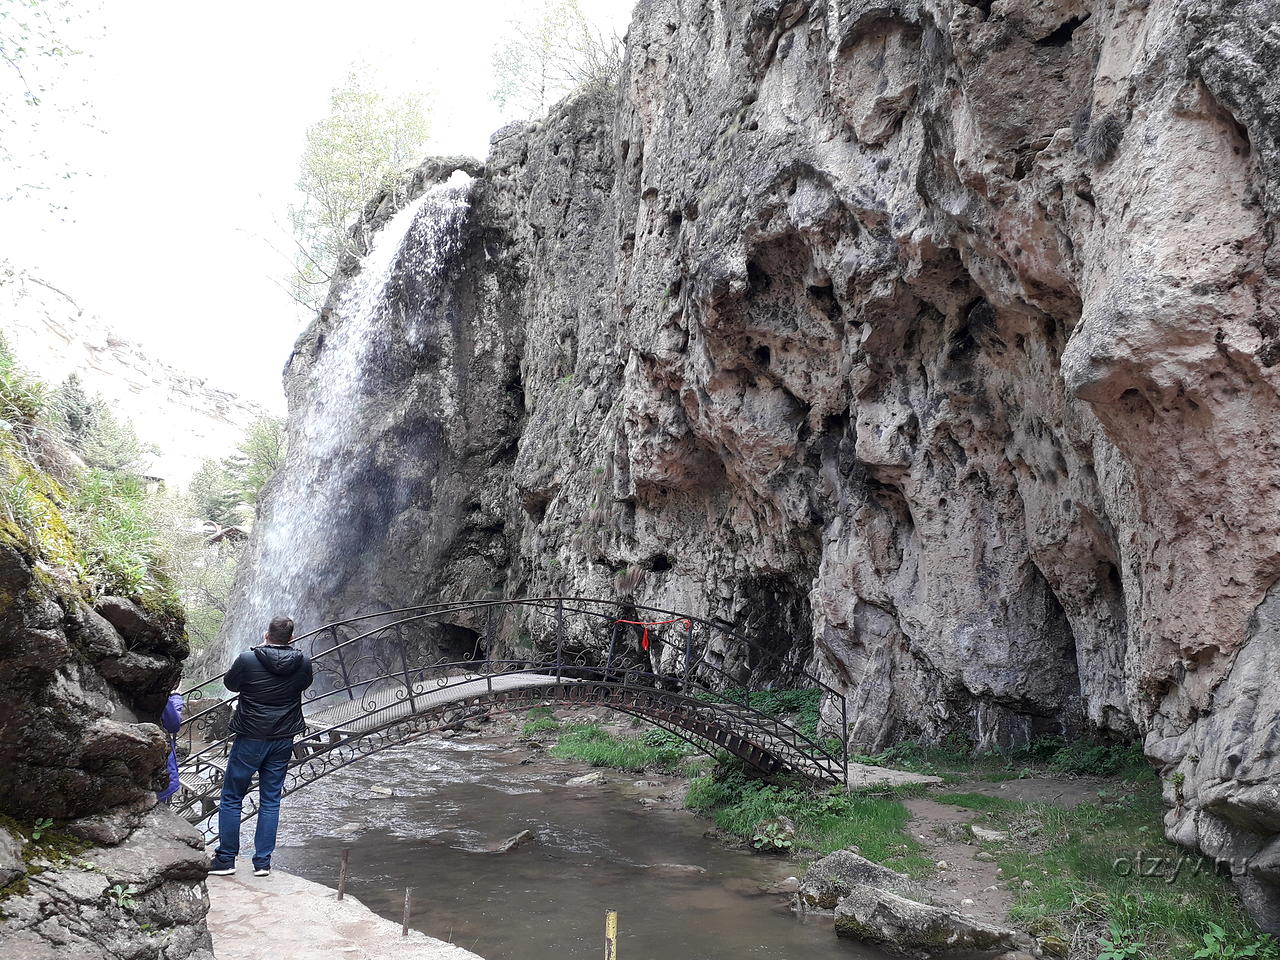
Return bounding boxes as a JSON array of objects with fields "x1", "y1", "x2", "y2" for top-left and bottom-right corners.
[{"x1": 233, "y1": 171, "x2": 474, "y2": 651}]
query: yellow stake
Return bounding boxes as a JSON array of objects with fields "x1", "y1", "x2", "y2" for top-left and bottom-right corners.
[{"x1": 605, "y1": 909, "x2": 618, "y2": 960}]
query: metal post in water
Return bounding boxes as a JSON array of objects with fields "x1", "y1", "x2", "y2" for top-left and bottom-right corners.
[
  {"x1": 605, "y1": 909, "x2": 618, "y2": 960},
  {"x1": 337, "y1": 849, "x2": 350, "y2": 901},
  {"x1": 402, "y1": 887, "x2": 412, "y2": 937}
]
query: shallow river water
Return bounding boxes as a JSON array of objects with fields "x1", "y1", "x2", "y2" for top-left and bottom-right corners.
[{"x1": 272, "y1": 734, "x2": 873, "y2": 960}]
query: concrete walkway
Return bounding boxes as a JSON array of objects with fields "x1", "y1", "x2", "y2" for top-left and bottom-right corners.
[{"x1": 206, "y1": 870, "x2": 484, "y2": 960}]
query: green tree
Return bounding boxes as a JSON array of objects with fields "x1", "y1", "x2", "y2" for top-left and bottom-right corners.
[
  {"x1": 187, "y1": 459, "x2": 242, "y2": 528},
  {"x1": 491, "y1": 0, "x2": 622, "y2": 118},
  {"x1": 288, "y1": 65, "x2": 431, "y2": 310},
  {"x1": 154, "y1": 494, "x2": 240, "y2": 650},
  {"x1": 225, "y1": 415, "x2": 286, "y2": 512},
  {"x1": 79, "y1": 404, "x2": 153, "y2": 474},
  {"x1": 51, "y1": 372, "x2": 96, "y2": 445}
]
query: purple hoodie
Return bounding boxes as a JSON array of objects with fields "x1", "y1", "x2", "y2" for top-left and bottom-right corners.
[{"x1": 157, "y1": 694, "x2": 183, "y2": 802}]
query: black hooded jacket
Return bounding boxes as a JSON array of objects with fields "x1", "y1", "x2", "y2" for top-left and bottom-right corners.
[{"x1": 224, "y1": 644, "x2": 314, "y2": 740}]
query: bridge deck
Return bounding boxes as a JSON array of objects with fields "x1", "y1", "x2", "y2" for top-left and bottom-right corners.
[{"x1": 302, "y1": 672, "x2": 573, "y2": 737}]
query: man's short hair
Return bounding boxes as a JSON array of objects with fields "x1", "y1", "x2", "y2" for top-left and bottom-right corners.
[{"x1": 266, "y1": 616, "x2": 295, "y2": 645}]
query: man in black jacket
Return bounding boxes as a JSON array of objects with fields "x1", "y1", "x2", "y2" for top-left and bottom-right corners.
[{"x1": 208, "y1": 616, "x2": 313, "y2": 877}]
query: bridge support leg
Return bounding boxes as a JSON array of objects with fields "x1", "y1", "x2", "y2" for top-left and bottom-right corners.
[
  {"x1": 841, "y1": 695, "x2": 850, "y2": 793},
  {"x1": 555, "y1": 598, "x2": 565, "y2": 682}
]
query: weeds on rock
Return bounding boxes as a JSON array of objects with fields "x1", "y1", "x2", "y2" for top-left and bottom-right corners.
[
  {"x1": 0, "y1": 813, "x2": 91, "y2": 903},
  {"x1": 106, "y1": 883, "x2": 139, "y2": 910},
  {"x1": 521, "y1": 708, "x2": 562, "y2": 736},
  {"x1": 521, "y1": 716, "x2": 561, "y2": 736}
]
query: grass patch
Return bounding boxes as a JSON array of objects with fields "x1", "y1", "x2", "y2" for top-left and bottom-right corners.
[
  {"x1": 941, "y1": 781, "x2": 1266, "y2": 959},
  {"x1": 549, "y1": 723, "x2": 698, "y2": 774},
  {"x1": 521, "y1": 716, "x2": 561, "y2": 736},
  {"x1": 686, "y1": 764, "x2": 927, "y2": 876}
]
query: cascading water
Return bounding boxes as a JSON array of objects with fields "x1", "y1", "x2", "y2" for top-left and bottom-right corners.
[{"x1": 225, "y1": 171, "x2": 474, "y2": 654}]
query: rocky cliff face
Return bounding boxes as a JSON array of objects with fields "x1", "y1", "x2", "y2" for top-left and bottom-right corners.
[
  {"x1": 0, "y1": 273, "x2": 271, "y2": 488},
  {"x1": 0, "y1": 542, "x2": 212, "y2": 957},
  {"x1": 225, "y1": 0, "x2": 1280, "y2": 924}
]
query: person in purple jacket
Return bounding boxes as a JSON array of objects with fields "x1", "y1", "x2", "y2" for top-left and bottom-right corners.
[{"x1": 157, "y1": 693, "x2": 183, "y2": 805}]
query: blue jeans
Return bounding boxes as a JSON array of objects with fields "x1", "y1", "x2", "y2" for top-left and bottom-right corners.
[{"x1": 215, "y1": 736, "x2": 294, "y2": 868}]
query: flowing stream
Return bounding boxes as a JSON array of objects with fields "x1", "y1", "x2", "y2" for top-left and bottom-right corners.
[{"x1": 272, "y1": 734, "x2": 874, "y2": 960}]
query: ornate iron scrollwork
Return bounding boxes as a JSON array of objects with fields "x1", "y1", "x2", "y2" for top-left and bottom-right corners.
[{"x1": 177, "y1": 596, "x2": 851, "y2": 839}]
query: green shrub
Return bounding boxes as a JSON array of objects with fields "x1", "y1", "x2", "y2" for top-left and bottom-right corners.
[
  {"x1": 701, "y1": 688, "x2": 824, "y2": 739},
  {"x1": 872, "y1": 732, "x2": 1150, "y2": 783},
  {"x1": 752, "y1": 819, "x2": 794, "y2": 852},
  {"x1": 0, "y1": 333, "x2": 48, "y2": 435},
  {"x1": 68, "y1": 469, "x2": 170, "y2": 601},
  {"x1": 1046, "y1": 740, "x2": 1148, "y2": 778},
  {"x1": 1192, "y1": 923, "x2": 1280, "y2": 960}
]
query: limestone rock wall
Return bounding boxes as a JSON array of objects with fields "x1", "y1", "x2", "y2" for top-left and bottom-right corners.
[{"x1": 226, "y1": 0, "x2": 1280, "y2": 923}]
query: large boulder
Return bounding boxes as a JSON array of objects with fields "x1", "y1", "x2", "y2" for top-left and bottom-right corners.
[
  {"x1": 0, "y1": 825, "x2": 23, "y2": 889},
  {"x1": 0, "y1": 542, "x2": 209, "y2": 957},
  {"x1": 834, "y1": 886, "x2": 1032, "y2": 954},
  {"x1": 797, "y1": 849, "x2": 928, "y2": 911}
]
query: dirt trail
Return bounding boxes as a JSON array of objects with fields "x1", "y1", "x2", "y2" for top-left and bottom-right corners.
[
  {"x1": 904, "y1": 797, "x2": 1013, "y2": 922},
  {"x1": 904, "y1": 777, "x2": 1110, "y2": 924}
]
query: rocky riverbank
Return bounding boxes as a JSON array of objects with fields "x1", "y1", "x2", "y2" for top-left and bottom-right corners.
[
  {"x1": 478, "y1": 704, "x2": 1266, "y2": 960},
  {"x1": 0, "y1": 540, "x2": 213, "y2": 957}
]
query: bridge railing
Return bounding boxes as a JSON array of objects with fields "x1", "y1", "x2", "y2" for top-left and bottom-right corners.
[{"x1": 176, "y1": 597, "x2": 849, "y2": 791}]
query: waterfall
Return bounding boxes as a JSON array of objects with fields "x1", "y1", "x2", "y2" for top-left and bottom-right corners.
[{"x1": 230, "y1": 171, "x2": 475, "y2": 653}]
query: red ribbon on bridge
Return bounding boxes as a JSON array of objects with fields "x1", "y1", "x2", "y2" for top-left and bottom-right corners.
[{"x1": 613, "y1": 617, "x2": 692, "y2": 651}]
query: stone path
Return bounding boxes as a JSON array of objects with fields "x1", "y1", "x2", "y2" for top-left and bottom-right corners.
[
  {"x1": 206, "y1": 869, "x2": 484, "y2": 960},
  {"x1": 844, "y1": 761, "x2": 943, "y2": 790}
]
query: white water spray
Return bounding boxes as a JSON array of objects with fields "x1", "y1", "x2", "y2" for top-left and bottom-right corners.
[{"x1": 233, "y1": 171, "x2": 475, "y2": 648}]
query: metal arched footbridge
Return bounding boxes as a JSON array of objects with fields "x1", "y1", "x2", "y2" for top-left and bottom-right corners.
[{"x1": 174, "y1": 597, "x2": 850, "y2": 840}]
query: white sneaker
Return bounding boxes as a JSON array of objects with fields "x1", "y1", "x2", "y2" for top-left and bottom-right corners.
[
  {"x1": 208, "y1": 862, "x2": 235, "y2": 876},
  {"x1": 253, "y1": 866, "x2": 270, "y2": 877}
]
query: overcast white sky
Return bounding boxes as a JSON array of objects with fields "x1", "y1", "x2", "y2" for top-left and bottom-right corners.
[{"x1": 1, "y1": 0, "x2": 634, "y2": 410}]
